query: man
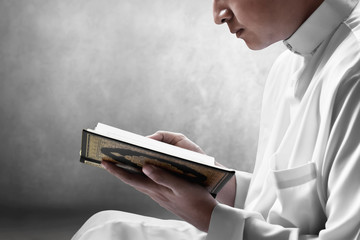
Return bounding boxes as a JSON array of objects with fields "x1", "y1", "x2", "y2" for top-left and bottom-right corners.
[{"x1": 73, "y1": 0, "x2": 360, "y2": 239}]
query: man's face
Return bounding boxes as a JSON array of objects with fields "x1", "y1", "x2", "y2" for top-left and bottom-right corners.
[{"x1": 213, "y1": 0, "x2": 302, "y2": 50}]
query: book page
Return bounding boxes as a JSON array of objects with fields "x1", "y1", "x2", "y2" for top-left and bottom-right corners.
[{"x1": 90, "y1": 123, "x2": 215, "y2": 166}]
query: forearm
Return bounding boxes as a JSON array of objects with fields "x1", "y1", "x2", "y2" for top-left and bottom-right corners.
[
  {"x1": 215, "y1": 163, "x2": 252, "y2": 208},
  {"x1": 215, "y1": 175, "x2": 236, "y2": 207}
]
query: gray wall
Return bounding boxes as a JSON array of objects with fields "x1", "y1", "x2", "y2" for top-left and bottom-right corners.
[{"x1": 0, "y1": 0, "x2": 284, "y2": 215}]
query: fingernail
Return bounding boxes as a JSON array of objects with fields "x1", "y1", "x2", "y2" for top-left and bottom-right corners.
[
  {"x1": 142, "y1": 164, "x2": 155, "y2": 175},
  {"x1": 101, "y1": 161, "x2": 108, "y2": 169}
]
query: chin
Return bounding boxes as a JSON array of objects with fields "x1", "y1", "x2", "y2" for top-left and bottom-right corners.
[{"x1": 244, "y1": 39, "x2": 277, "y2": 51}]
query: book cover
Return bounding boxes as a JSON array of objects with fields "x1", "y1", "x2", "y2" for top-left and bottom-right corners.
[{"x1": 80, "y1": 124, "x2": 235, "y2": 195}]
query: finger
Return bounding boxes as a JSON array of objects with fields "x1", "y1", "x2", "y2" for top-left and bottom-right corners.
[
  {"x1": 102, "y1": 161, "x2": 157, "y2": 191},
  {"x1": 146, "y1": 131, "x2": 164, "y2": 141},
  {"x1": 142, "y1": 164, "x2": 189, "y2": 194},
  {"x1": 147, "y1": 131, "x2": 205, "y2": 153},
  {"x1": 147, "y1": 131, "x2": 184, "y2": 145}
]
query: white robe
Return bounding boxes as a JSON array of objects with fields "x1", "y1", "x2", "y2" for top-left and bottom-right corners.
[{"x1": 73, "y1": 0, "x2": 360, "y2": 239}]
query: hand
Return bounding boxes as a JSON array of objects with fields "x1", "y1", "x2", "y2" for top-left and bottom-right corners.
[
  {"x1": 101, "y1": 161, "x2": 217, "y2": 232},
  {"x1": 148, "y1": 131, "x2": 236, "y2": 207}
]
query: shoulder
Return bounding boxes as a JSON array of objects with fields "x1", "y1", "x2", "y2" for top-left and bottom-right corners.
[
  {"x1": 317, "y1": 10, "x2": 360, "y2": 101},
  {"x1": 344, "y1": 2, "x2": 360, "y2": 43},
  {"x1": 318, "y1": 19, "x2": 360, "y2": 127},
  {"x1": 328, "y1": 3, "x2": 360, "y2": 72}
]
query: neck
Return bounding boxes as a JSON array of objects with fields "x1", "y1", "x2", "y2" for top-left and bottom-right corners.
[{"x1": 281, "y1": 0, "x2": 325, "y2": 40}]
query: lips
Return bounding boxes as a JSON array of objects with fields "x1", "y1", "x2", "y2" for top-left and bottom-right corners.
[
  {"x1": 235, "y1": 29, "x2": 244, "y2": 38},
  {"x1": 230, "y1": 27, "x2": 245, "y2": 38}
]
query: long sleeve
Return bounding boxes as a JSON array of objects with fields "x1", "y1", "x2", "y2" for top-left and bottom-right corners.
[
  {"x1": 233, "y1": 171, "x2": 252, "y2": 209},
  {"x1": 206, "y1": 78, "x2": 360, "y2": 240},
  {"x1": 317, "y1": 77, "x2": 360, "y2": 239}
]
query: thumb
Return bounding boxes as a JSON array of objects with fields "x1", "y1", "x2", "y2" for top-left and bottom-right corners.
[{"x1": 146, "y1": 131, "x2": 164, "y2": 141}]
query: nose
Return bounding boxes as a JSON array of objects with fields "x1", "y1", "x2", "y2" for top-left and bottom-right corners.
[{"x1": 213, "y1": 3, "x2": 232, "y2": 24}]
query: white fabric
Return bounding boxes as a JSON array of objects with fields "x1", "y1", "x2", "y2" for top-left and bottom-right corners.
[
  {"x1": 208, "y1": 0, "x2": 360, "y2": 239},
  {"x1": 233, "y1": 170, "x2": 252, "y2": 209},
  {"x1": 73, "y1": 0, "x2": 360, "y2": 239},
  {"x1": 72, "y1": 211, "x2": 206, "y2": 240}
]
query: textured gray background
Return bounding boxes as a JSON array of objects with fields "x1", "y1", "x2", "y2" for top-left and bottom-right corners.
[{"x1": 0, "y1": 0, "x2": 284, "y2": 225}]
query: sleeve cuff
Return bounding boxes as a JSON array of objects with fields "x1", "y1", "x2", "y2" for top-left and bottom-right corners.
[
  {"x1": 206, "y1": 203, "x2": 262, "y2": 240},
  {"x1": 234, "y1": 170, "x2": 252, "y2": 209}
]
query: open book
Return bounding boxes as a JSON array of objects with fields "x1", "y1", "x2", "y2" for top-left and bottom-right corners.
[{"x1": 80, "y1": 123, "x2": 235, "y2": 195}]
